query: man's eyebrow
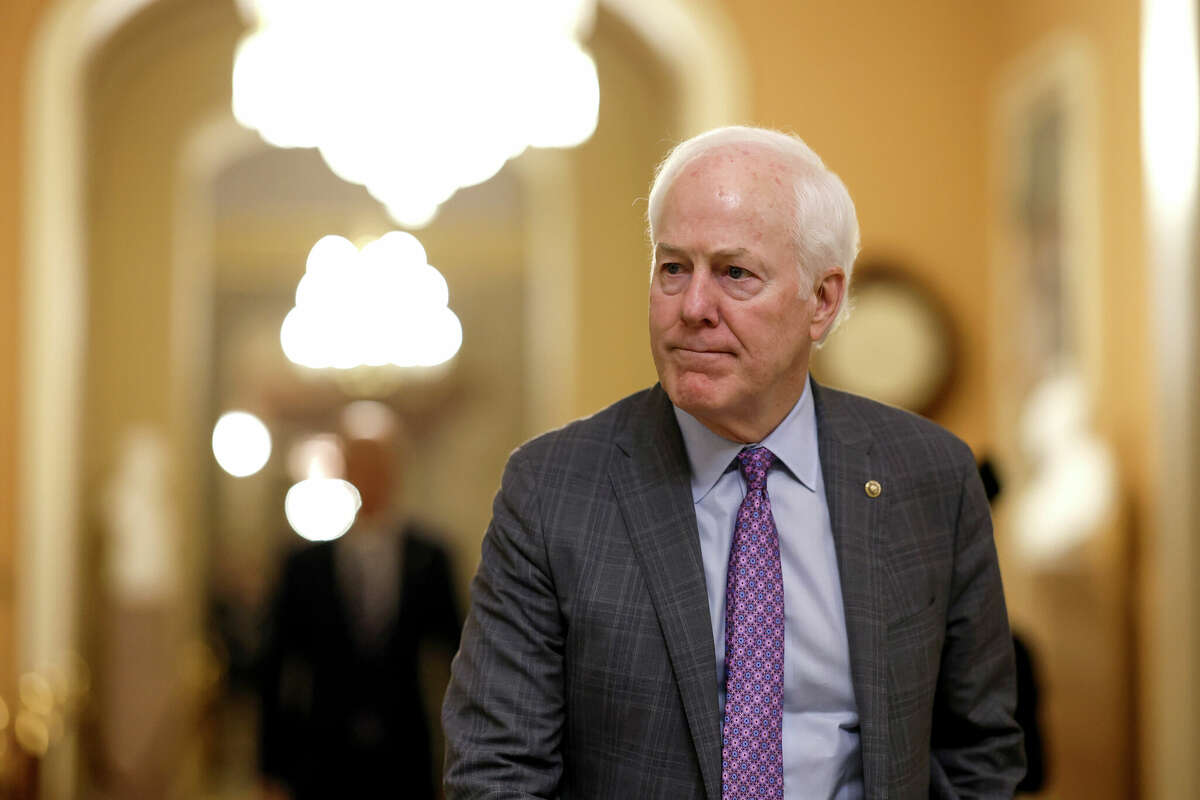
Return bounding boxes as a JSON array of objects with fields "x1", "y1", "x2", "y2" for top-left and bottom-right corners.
[
  {"x1": 713, "y1": 247, "x2": 752, "y2": 260},
  {"x1": 654, "y1": 243, "x2": 753, "y2": 260}
]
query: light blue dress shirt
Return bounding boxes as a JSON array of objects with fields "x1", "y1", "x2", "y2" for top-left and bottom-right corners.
[{"x1": 673, "y1": 377, "x2": 864, "y2": 799}]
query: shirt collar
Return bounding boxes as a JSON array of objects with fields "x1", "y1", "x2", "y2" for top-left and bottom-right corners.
[{"x1": 673, "y1": 376, "x2": 820, "y2": 504}]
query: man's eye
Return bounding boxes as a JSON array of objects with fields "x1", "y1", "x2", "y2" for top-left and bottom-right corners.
[
  {"x1": 728, "y1": 265, "x2": 747, "y2": 279},
  {"x1": 663, "y1": 263, "x2": 683, "y2": 275}
]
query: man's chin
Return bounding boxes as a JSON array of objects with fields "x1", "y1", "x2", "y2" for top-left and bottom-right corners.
[{"x1": 663, "y1": 374, "x2": 731, "y2": 418}]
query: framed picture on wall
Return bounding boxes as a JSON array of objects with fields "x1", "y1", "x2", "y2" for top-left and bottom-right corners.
[
  {"x1": 988, "y1": 35, "x2": 1134, "y2": 800},
  {"x1": 990, "y1": 35, "x2": 1113, "y2": 565}
]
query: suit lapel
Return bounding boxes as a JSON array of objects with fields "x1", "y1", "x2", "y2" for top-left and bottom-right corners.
[
  {"x1": 813, "y1": 381, "x2": 889, "y2": 797},
  {"x1": 610, "y1": 386, "x2": 722, "y2": 800}
]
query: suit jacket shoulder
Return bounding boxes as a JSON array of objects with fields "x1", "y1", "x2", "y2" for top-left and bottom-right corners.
[
  {"x1": 503, "y1": 385, "x2": 669, "y2": 500},
  {"x1": 813, "y1": 382, "x2": 974, "y2": 465},
  {"x1": 813, "y1": 383, "x2": 978, "y2": 518},
  {"x1": 446, "y1": 384, "x2": 717, "y2": 799}
]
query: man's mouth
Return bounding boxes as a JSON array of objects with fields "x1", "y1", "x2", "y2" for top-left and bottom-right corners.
[{"x1": 671, "y1": 346, "x2": 733, "y2": 359}]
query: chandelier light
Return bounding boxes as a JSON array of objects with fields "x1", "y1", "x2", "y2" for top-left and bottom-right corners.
[
  {"x1": 232, "y1": 0, "x2": 600, "y2": 227},
  {"x1": 280, "y1": 231, "x2": 463, "y2": 370}
]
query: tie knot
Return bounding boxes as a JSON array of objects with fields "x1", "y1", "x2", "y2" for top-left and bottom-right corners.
[{"x1": 736, "y1": 446, "x2": 775, "y2": 491}]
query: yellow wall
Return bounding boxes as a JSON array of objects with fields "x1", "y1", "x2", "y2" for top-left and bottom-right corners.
[
  {"x1": 987, "y1": 0, "x2": 1147, "y2": 532},
  {"x1": 0, "y1": 0, "x2": 54, "y2": 699},
  {"x1": 84, "y1": 0, "x2": 239, "y2": 498},
  {"x1": 81, "y1": 4, "x2": 242, "y2": 793},
  {"x1": 571, "y1": 9, "x2": 676, "y2": 416},
  {"x1": 727, "y1": 0, "x2": 995, "y2": 449},
  {"x1": 983, "y1": 2, "x2": 1150, "y2": 797}
]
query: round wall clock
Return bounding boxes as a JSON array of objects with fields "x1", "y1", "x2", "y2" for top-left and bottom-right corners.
[{"x1": 812, "y1": 263, "x2": 957, "y2": 416}]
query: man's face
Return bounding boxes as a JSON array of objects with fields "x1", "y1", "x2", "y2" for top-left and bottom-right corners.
[{"x1": 649, "y1": 148, "x2": 828, "y2": 443}]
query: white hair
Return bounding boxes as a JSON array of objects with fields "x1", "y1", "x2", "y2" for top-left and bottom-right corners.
[{"x1": 646, "y1": 126, "x2": 860, "y2": 337}]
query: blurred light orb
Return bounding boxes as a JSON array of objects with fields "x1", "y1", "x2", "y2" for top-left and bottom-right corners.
[
  {"x1": 341, "y1": 400, "x2": 398, "y2": 441},
  {"x1": 212, "y1": 411, "x2": 272, "y2": 477},
  {"x1": 232, "y1": 0, "x2": 600, "y2": 228},
  {"x1": 1142, "y1": 0, "x2": 1199, "y2": 224},
  {"x1": 281, "y1": 232, "x2": 463, "y2": 370},
  {"x1": 285, "y1": 478, "x2": 362, "y2": 542}
]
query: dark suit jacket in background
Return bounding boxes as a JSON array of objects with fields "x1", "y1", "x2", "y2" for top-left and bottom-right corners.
[
  {"x1": 443, "y1": 382, "x2": 1023, "y2": 799},
  {"x1": 260, "y1": 523, "x2": 461, "y2": 800}
]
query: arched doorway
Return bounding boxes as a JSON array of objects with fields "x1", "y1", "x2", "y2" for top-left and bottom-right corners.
[{"x1": 20, "y1": 0, "x2": 749, "y2": 795}]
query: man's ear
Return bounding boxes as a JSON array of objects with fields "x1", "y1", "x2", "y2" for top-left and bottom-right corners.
[{"x1": 809, "y1": 267, "x2": 846, "y2": 341}]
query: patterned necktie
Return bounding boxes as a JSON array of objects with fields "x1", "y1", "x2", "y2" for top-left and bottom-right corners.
[{"x1": 722, "y1": 446, "x2": 785, "y2": 800}]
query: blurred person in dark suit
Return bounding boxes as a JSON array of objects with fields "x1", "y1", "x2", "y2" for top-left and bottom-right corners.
[
  {"x1": 260, "y1": 429, "x2": 461, "y2": 800},
  {"x1": 443, "y1": 127, "x2": 1023, "y2": 799}
]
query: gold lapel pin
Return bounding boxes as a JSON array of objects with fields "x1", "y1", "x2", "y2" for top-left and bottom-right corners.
[{"x1": 864, "y1": 480, "x2": 882, "y2": 498}]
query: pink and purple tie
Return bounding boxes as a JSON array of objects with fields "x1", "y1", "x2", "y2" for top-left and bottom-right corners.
[{"x1": 722, "y1": 446, "x2": 784, "y2": 800}]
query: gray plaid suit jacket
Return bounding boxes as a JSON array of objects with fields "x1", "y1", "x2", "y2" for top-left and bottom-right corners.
[{"x1": 443, "y1": 382, "x2": 1024, "y2": 799}]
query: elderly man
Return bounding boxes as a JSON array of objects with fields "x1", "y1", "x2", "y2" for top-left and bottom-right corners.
[{"x1": 443, "y1": 127, "x2": 1023, "y2": 799}]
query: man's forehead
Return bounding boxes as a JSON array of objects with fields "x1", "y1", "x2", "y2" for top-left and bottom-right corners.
[
  {"x1": 664, "y1": 149, "x2": 793, "y2": 213},
  {"x1": 657, "y1": 158, "x2": 792, "y2": 233},
  {"x1": 681, "y1": 144, "x2": 792, "y2": 180}
]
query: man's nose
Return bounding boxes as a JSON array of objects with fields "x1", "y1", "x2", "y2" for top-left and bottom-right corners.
[{"x1": 680, "y1": 270, "x2": 719, "y2": 326}]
